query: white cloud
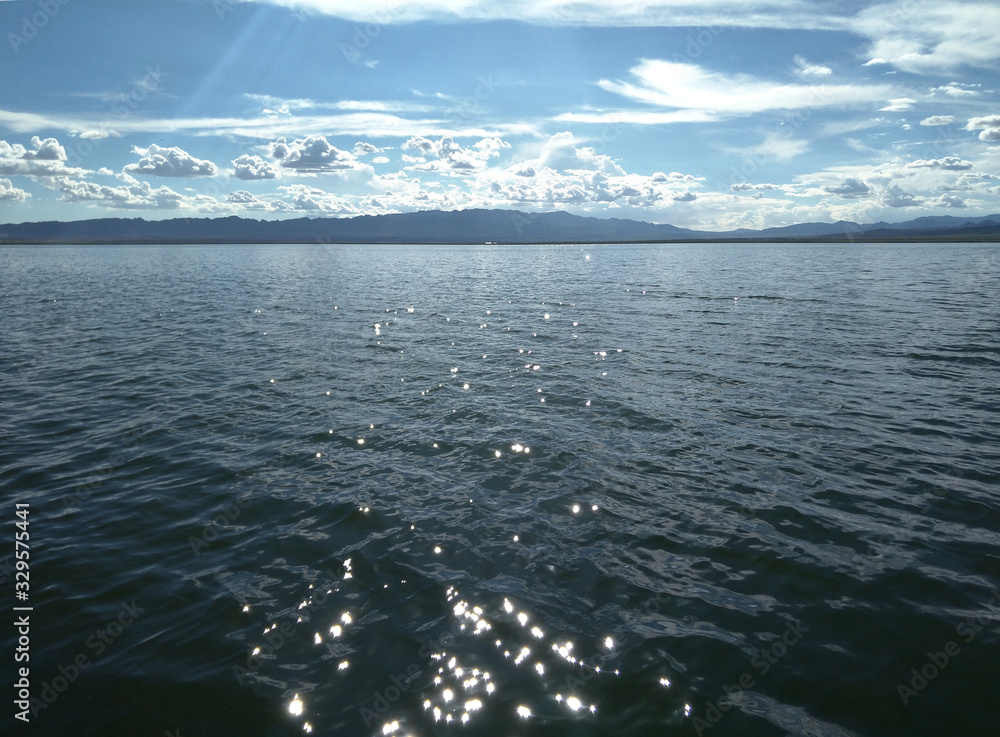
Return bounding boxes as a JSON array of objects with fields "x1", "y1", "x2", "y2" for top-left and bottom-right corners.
[
  {"x1": 372, "y1": 156, "x2": 390, "y2": 164},
  {"x1": 732, "y1": 182, "x2": 780, "y2": 191},
  {"x1": 855, "y1": 1, "x2": 1000, "y2": 73},
  {"x1": 460, "y1": 133, "x2": 709, "y2": 215},
  {"x1": 883, "y1": 184, "x2": 920, "y2": 207},
  {"x1": 51, "y1": 176, "x2": 215, "y2": 210},
  {"x1": 0, "y1": 136, "x2": 86, "y2": 178},
  {"x1": 402, "y1": 135, "x2": 510, "y2": 175},
  {"x1": 824, "y1": 178, "x2": 871, "y2": 198},
  {"x1": 792, "y1": 154, "x2": 997, "y2": 221},
  {"x1": 967, "y1": 116, "x2": 1000, "y2": 141},
  {"x1": 271, "y1": 183, "x2": 389, "y2": 216},
  {"x1": 227, "y1": 190, "x2": 272, "y2": 210},
  {"x1": 0, "y1": 106, "x2": 534, "y2": 143},
  {"x1": 906, "y1": 157, "x2": 972, "y2": 171},
  {"x1": 880, "y1": 98, "x2": 914, "y2": 112},
  {"x1": 22, "y1": 136, "x2": 66, "y2": 160},
  {"x1": 735, "y1": 133, "x2": 811, "y2": 162},
  {"x1": 552, "y1": 109, "x2": 716, "y2": 125},
  {"x1": 651, "y1": 171, "x2": 701, "y2": 184},
  {"x1": 78, "y1": 130, "x2": 118, "y2": 140},
  {"x1": 268, "y1": 136, "x2": 360, "y2": 172},
  {"x1": 599, "y1": 60, "x2": 897, "y2": 116},
  {"x1": 845, "y1": 137, "x2": 879, "y2": 154},
  {"x1": 919, "y1": 115, "x2": 955, "y2": 126},
  {"x1": 352, "y1": 142, "x2": 381, "y2": 155},
  {"x1": 536, "y1": 131, "x2": 623, "y2": 174},
  {"x1": 934, "y1": 194, "x2": 966, "y2": 208},
  {"x1": 931, "y1": 83, "x2": 981, "y2": 97},
  {"x1": 246, "y1": 94, "x2": 436, "y2": 115},
  {"x1": 794, "y1": 55, "x2": 832, "y2": 78},
  {"x1": 0, "y1": 178, "x2": 29, "y2": 201},
  {"x1": 232, "y1": 154, "x2": 277, "y2": 180},
  {"x1": 232, "y1": 1, "x2": 857, "y2": 29},
  {"x1": 124, "y1": 144, "x2": 218, "y2": 177}
]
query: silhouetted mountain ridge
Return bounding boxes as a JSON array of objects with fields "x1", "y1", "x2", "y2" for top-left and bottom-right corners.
[{"x1": 1, "y1": 209, "x2": 998, "y2": 244}]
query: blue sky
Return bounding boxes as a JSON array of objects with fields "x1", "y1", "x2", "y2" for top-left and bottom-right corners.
[{"x1": 1, "y1": 0, "x2": 998, "y2": 229}]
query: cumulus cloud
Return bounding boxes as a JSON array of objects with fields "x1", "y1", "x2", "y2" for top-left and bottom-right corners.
[
  {"x1": 271, "y1": 184, "x2": 380, "y2": 216},
  {"x1": 53, "y1": 176, "x2": 190, "y2": 210},
  {"x1": 825, "y1": 178, "x2": 870, "y2": 198},
  {"x1": 906, "y1": 157, "x2": 973, "y2": 170},
  {"x1": 372, "y1": 156, "x2": 390, "y2": 164},
  {"x1": 920, "y1": 116, "x2": 955, "y2": 126},
  {"x1": 124, "y1": 144, "x2": 218, "y2": 177},
  {"x1": 966, "y1": 116, "x2": 1000, "y2": 141},
  {"x1": 352, "y1": 142, "x2": 381, "y2": 155},
  {"x1": 471, "y1": 138, "x2": 705, "y2": 213},
  {"x1": 0, "y1": 136, "x2": 85, "y2": 178},
  {"x1": 935, "y1": 194, "x2": 966, "y2": 208},
  {"x1": 536, "y1": 131, "x2": 623, "y2": 175},
  {"x1": 269, "y1": 136, "x2": 358, "y2": 172},
  {"x1": 652, "y1": 171, "x2": 701, "y2": 184},
  {"x1": 22, "y1": 136, "x2": 66, "y2": 160},
  {"x1": 227, "y1": 190, "x2": 272, "y2": 210},
  {"x1": 227, "y1": 190, "x2": 259, "y2": 204},
  {"x1": 0, "y1": 178, "x2": 28, "y2": 201},
  {"x1": 732, "y1": 182, "x2": 780, "y2": 191},
  {"x1": 402, "y1": 135, "x2": 510, "y2": 175},
  {"x1": 232, "y1": 154, "x2": 277, "y2": 180},
  {"x1": 883, "y1": 185, "x2": 919, "y2": 207}
]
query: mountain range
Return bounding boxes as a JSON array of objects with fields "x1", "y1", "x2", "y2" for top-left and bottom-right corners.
[{"x1": 1, "y1": 209, "x2": 999, "y2": 244}]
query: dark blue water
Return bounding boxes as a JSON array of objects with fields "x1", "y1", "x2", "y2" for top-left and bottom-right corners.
[{"x1": 1, "y1": 242, "x2": 998, "y2": 737}]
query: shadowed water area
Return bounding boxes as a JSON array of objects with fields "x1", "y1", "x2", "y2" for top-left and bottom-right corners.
[{"x1": 1, "y1": 241, "x2": 998, "y2": 737}]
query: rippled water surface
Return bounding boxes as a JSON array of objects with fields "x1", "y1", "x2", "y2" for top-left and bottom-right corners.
[{"x1": 1, "y1": 242, "x2": 998, "y2": 737}]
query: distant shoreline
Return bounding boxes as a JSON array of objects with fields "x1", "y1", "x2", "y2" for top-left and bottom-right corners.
[
  {"x1": 1, "y1": 208, "x2": 998, "y2": 246},
  {"x1": 2, "y1": 235, "x2": 998, "y2": 246}
]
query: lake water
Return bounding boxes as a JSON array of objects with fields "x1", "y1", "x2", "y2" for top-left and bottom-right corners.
[{"x1": 1, "y1": 241, "x2": 998, "y2": 737}]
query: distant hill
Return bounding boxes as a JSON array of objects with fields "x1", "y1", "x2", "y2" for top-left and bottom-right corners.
[{"x1": 1, "y1": 209, "x2": 998, "y2": 244}]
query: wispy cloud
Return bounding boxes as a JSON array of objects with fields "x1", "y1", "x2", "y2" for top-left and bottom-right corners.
[
  {"x1": 598, "y1": 60, "x2": 898, "y2": 115},
  {"x1": 0, "y1": 108, "x2": 535, "y2": 140},
  {"x1": 855, "y1": 1, "x2": 1000, "y2": 72},
  {"x1": 232, "y1": 0, "x2": 854, "y2": 30},
  {"x1": 880, "y1": 98, "x2": 915, "y2": 112}
]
